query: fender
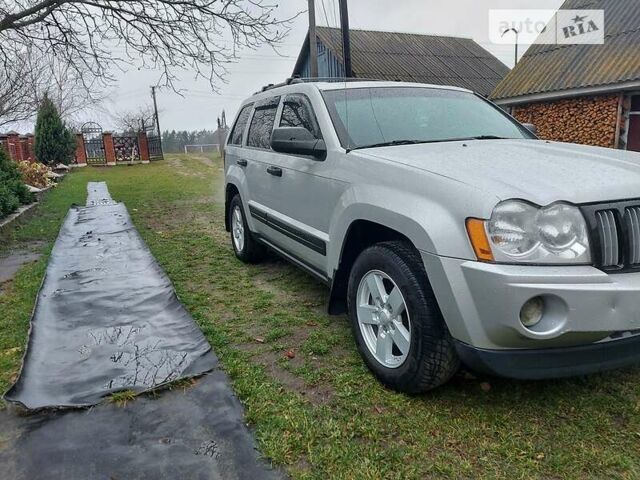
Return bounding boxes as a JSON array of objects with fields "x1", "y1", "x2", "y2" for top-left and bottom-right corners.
[
  {"x1": 327, "y1": 185, "x2": 488, "y2": 277},
  {"x1": 224, "y1": 166, "x2": 258, "y2": 232}
]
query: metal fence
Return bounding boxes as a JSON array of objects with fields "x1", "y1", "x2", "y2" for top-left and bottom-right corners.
[
  {"x1": 82, "y1": 122, "x2": 106, "y2": 165},
  {"x1": 148, "y1": 135, "x2": 164, "y2": 160},
  {"x1": 113, "y1": 135, "x2": 140, "y2": 162}
]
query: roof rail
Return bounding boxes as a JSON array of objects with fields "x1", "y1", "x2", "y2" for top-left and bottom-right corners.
[
  {"x1": 256, "y1": 76, "x2": 386, "y2": 94},
  {"x1": 293, "y1": 77, "x2": 386, "y2": 83}
]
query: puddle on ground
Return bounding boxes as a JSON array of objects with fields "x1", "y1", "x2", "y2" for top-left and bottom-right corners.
[{"x1": 0, "y1": 245, "x2": 44, "y2": 284}]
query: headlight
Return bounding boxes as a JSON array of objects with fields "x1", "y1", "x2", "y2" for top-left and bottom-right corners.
[{"x1": 484, "y1": 200, "x2": 591, "y2": 264}]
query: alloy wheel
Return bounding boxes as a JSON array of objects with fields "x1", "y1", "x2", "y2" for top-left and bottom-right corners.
[{"x1": 356, "y1": 270, "x2": 412, "y2": 368}]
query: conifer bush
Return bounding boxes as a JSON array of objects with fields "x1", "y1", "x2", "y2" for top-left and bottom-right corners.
[
  {"x1": 0, "y1": 148, "x2": 33, "y2": 218},
  {"x1": 34, "y1": 95, "x2": 76, "y2": 166}
]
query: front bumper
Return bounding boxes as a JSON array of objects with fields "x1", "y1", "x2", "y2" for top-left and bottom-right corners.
[
  {"x1": 421, "y1": 252, "x2": 640, "y2": 351},
  {"x1": 455, "y1": 334, "x2": 640, "y2": 379}
]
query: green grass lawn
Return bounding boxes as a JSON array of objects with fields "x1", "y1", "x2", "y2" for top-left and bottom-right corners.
[{"x1": 2, "y1": 154, "x2": 640, "y2": 479}]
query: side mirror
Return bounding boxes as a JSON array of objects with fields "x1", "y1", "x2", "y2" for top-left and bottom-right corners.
[
  {"x1": 523, "y1": 123, "x2": 538, "y2": 137},
  {"x1": 271, "y1": 127, "x2": 326, "y2": 160}
]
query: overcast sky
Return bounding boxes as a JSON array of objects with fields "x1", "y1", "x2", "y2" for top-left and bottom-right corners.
[{"x1": 87, "y1": 0, "x2": 564, "y2": 133}]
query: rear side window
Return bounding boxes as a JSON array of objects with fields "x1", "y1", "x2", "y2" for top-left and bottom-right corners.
[
  {"x1": 247, "y1": 96, "x2": 280, "y2": 149},
  {"x1": 280, "y1": 94, "x2": 321, "y2": 139},
  {"x1": 229, "y1": 104, "x2": 253, "y2": 145}
]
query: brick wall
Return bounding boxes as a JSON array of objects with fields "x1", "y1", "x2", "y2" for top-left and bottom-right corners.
[
  {"x1": 512, "y1": 94, "x2": 620, "y2": 148},
  {"x1": 0, "y1": 133, "x2": 36, "y2": 162}
]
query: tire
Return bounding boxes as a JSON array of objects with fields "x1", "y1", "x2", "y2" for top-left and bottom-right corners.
[
  {"x1": 229, "y1": 194, "x2": 265, "y2": 263},
  {"x1": 347, "y1": 241, "x2": 460, "y2": 393}
]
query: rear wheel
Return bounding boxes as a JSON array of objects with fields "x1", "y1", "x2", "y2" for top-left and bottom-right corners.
[
  {"x1": 347, "y1": 241, "x2": 459, "y2": 393},
  {"x1": 229, "y1": 194, "x2": 265, "y2": 263}
]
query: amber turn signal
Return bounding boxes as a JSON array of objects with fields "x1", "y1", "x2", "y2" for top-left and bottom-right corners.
[{"x1": 466, "y1": 218, "x2": 494, "y2": 262}]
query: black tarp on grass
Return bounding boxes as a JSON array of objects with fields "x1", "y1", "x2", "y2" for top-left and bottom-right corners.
[
  {"x1": 0, "y1": 371, "x2": 281, "y2": 480},
  {"x1": 1, "y1": 182, "x2": 281, "y2": 479},
  {"x1": 5, "y1": 182, "x2": 217, "y2": 409}
]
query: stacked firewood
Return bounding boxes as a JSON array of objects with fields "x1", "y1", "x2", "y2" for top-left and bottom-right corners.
[{"x1": 513, "y1": 95, "x2": 619, "y2": 147}]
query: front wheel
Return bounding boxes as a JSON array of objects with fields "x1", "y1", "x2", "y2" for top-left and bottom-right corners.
[
  {"x1": 229, "y1": 194, "x2": 265, "y2": 263},
  {"x1": 347, "y1": 241, "x2": 459, "y2": 393}
]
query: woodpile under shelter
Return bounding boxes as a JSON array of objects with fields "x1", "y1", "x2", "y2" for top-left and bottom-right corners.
[{"x1": 491, "y1": 0, "x2": 640, "y2": 152}]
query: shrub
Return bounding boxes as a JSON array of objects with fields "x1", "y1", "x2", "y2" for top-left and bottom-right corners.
[
  {"x1": 0, "y1": 183, "x2": 20, "y2": 216},
  {"x1": 0, "y1": 148, "x2": 33, "y2": 218},
  {"x1": 17, "y1": 161, "x2": 54, "y2": 189},
  {"x1": 34, "y1": 95, "x2": 76, "y2": 165}
]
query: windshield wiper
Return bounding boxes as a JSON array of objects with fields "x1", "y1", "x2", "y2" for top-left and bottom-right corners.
[
  {"x1": 468, "y1": 135, "x2": 509, "y2": 140},
  {"x1": 349, "y1": 139, "x2": 426, "y2": 151},
  {"x1": 349, "y1": 136, "x2": 511, "y2": 151}
]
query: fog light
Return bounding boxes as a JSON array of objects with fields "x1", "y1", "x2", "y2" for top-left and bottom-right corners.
[{"x1": 520, "y1": 297, "x2": 544, "y2": 328}]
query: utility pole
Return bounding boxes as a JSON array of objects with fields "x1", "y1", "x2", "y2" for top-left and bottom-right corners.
[
  {"x1": 308, "y1": 0, "x2": 318, "y2": 77},
  {"x1": 151, "y1": 86, "x2": 161, "y2": 135},
  {"x1": 338, "y1": 0, "x2": 353, "y2": 78}
]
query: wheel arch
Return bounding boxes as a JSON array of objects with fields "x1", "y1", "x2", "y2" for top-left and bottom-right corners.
[
  {"x1": 224, "y1": 182, "x2": 240, "y2": 232},
  {"x1": 328, "y1": 219, "x2": 418, "y2": 315}
]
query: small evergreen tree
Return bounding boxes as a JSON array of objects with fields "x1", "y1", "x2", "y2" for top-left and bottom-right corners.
[
  {"x1": 0, "y1": 148, "x2": 32, "y2": 217},
  {"x1": 34, "y1": 95, "x2": 76, "y2": 165}
]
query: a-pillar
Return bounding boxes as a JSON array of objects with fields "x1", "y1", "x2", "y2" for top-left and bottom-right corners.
[
  {"x1": 103, "y1": 132, "x2": 116, "y2": 166},
  {"x1": 137, "y1": 131, "x2": 150, "y2": 164},
  {"x1": 75, "y1": 134, "x2": 87, "y2": 166}
]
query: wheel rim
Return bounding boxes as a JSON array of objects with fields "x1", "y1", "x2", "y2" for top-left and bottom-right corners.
[
  {"x1": 232, "y1": 206, "x2": 245, "y2": 252},
  {"x1": 356, "y1": 270, "x2": 411, "y2": 369}
]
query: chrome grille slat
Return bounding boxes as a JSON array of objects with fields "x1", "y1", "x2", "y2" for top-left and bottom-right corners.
[
  {"x1": 625, "y1": 207, "x2": 640, "y2": 265},
  {"x1": 596, "y1": 210, "x2": 619, "y2": 267}
]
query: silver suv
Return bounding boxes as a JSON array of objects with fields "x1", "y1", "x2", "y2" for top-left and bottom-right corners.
[{"x1": 224, "y1": 79, "x2": 640, "y2": 392}]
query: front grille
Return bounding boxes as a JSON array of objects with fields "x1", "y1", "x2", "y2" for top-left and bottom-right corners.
[{"x1": 581, "y1": 200, "x2": 640, "y2": 273}]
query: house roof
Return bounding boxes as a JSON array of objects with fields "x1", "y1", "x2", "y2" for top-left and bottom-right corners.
[
  {"x1": 293, "y1": 27, "x2": 510, "y2": 96},
  {"x1": 491, "y1": 0, "x2": 640, "y2": 104}
]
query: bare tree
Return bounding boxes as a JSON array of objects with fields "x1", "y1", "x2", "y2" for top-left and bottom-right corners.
[
  {"x1": 0, "y1": 52, "x2": 42, "y2": 127},
  {"x1": 0, "y1": 47, "x2": 104, "y2": 127},
  {"x1": 0, "y1": 1, "x2": 297, "y2": 92},
  {"x1": 114, "y1": 106, "x2": 155, "y2": 133}
]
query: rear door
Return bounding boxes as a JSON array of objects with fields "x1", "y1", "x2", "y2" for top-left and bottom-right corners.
[
  {"x1": 225, "y1": 103, "x2": 253, "y2": 219},
  {"x1": 242, "y1": 96, "x2": 282, "y2": 237}
]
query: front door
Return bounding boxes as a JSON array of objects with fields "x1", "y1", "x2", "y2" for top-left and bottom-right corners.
[{"x1": 258, "y1": 94, "x2": 345, "y2": 277}]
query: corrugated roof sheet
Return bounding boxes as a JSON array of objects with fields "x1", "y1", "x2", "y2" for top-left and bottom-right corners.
[
  {"x1": 294, "y1": 27, "x2": 509, "y2": 96},
  {"x1": 491, "y1": 0, "x2": 640, "y2": 102}
]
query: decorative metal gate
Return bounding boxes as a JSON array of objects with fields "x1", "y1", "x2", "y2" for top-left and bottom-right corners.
[
  {"x1": 113, "y1": 135, "x2": 140, "y2": 162},
  {"x1": 81, "y1": 122, "x2": 105, "y2": 165},
  {"x1": 147, "y1": 135, "x2": 164, "y2": 160}
]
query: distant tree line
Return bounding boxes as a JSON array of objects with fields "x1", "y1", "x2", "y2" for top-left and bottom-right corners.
[{"x1": 162, "y1": 130, "x2": 226, "y2": 153}]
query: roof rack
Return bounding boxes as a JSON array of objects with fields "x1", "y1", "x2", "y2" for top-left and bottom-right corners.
[{"x1": 256, "y1": 76, "x2": 387, "y2": 94}]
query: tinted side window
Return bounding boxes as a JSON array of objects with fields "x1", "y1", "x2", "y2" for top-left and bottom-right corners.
[
  {"x1": 280, "y1": 94, "x2": 321, "y2": 138},
  {"x1": 247, "y1": 97, "x2": 280, "y2": 149},
  {"x1": 229, "y1": 104, "x2": 253, "y2": 145}
]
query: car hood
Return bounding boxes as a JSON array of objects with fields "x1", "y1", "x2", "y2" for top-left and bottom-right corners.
[{"x1": 359, "y1": 139, "x2": 640, "y2": 206}]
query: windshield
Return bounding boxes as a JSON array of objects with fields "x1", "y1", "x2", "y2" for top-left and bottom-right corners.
[{"x1": 322, "y1": 87, "x2": 532, "y2": 150}]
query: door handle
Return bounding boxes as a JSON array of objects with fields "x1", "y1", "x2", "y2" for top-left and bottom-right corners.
[
  {"x1": 267, "y1": 166, "x2": 282, "y2": 177},
  {"x1": 237, "y1": 159, "x2": 247, "y2": 167}
]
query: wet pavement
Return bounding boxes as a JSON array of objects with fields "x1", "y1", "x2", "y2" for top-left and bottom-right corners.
[
  {"x1": 1, "y1": 182, "x2": 280, "y2": 479},
  {"x1": 0, "y1": 247, "x2": 42, "y2": 284}
]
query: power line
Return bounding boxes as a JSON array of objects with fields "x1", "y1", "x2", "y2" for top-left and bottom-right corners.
[
  {"x1": 320, "y1": 0, "x2": 331, "y2": 27},
  {"x1": 331, "y1": 0, "x2": 339, "y2": 28}
]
